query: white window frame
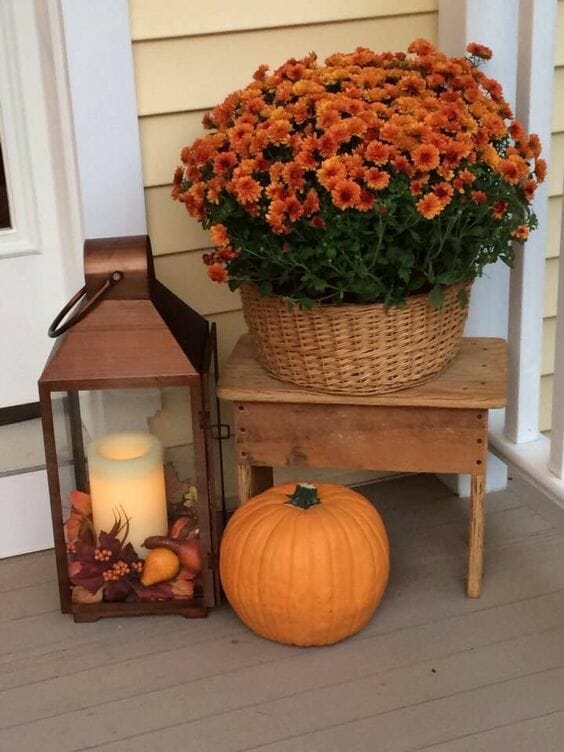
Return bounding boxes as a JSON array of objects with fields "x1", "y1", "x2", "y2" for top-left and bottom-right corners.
[{"x1": 0, "y1": 1, "x2": 41, "y2": 257}]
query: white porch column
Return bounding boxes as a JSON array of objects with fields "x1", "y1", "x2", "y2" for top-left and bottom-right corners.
[
  {"x1": 506, "y1": 0, "x2": 557, "y2": 444},
  {"x1": 549, "y1": 180, "x2": 564, "y2": 476},
  {"x1": 438, "y1": 0, "x2": 520, "y2": 494},
  {"x1": 60, "y1": 0, "x2": 146, "y2": 237}
]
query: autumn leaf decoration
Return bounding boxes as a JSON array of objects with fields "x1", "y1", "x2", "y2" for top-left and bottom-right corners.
[
  {"x1": 65, "y1": 490, "x2": 201, "y2": 604},
  {"x1": 67, "y1": 504, "x2": 143, "y2": 602},
  {"x1": 64, "y1": 490, "x2": 95, "y2": 547}
]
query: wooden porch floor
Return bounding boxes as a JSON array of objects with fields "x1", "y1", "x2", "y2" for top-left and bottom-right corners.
[{"x1": 2, "y1": 474, "x2": 564, "y2": 751}]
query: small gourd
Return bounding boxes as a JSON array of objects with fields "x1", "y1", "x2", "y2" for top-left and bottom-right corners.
[
  {"x1": 141, "y1": 547, "x2": 180, "y2": 586},
  {"x1": 220, "y1": 482, "x2": 389, "y2": 646}
]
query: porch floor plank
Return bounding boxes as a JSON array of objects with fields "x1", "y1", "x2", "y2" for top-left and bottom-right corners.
[{"x1": 1, "y1": 474, "x2": 564, "y2": 752}]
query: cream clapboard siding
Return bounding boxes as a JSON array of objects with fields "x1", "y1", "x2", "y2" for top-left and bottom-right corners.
[
  {"x1": 129, "y1": 1, "x2": 437, "y2": 496},
  {"x1": 130, "y1": 0, "x2": 437, "y2": 40},
  {"x1": 540, "y1": 0, "x2": 564, "y2": 431}
]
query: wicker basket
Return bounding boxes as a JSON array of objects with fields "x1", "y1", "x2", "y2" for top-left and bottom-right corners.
[{"x1": 240, "y1": 282, "x2": 471, "y2": 395}]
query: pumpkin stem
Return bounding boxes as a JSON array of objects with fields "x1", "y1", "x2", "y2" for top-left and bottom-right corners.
[{"x1": 287, "y1": 483, "x2": 320, "y2": 510}]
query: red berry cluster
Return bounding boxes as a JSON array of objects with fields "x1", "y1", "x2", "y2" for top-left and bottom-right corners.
[
  {"x1": 102, "y1": 560, "x2": 131, "y2": 582},
  {"x1": 94, "y1": 548, "x2": 112, "y2": 562}
]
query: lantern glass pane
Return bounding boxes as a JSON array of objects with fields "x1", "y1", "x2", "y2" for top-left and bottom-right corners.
[{"x1": 50, "y1": 386, "x2": 209, "y2": 608}]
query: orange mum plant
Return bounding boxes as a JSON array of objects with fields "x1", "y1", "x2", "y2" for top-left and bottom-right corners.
[{"x1": 173, "y1": 40, "x2": 543, "y2": 307}]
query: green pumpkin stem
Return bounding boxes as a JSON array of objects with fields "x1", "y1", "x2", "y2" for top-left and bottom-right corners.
[{"x1": 287, "y1": 483, "x2": 320, "y2": 510}]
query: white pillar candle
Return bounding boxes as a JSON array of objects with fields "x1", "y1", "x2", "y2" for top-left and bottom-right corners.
[{"x1": 88, "y1": 432, "x2": 168, "y2": 558}]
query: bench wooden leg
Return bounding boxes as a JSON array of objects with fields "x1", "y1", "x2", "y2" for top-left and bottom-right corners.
[
  {"x1": 467, "y1": 473, "x2": 485, "y2": 597},
  {"x1": 237, "y1": 465, "x2": 273, "y2": 504}
]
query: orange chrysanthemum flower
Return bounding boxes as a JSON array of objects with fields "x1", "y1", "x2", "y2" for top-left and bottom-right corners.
[
  {"x1": 316, "y1": 132, "x2": 337, "y2": 158},
  {"x1": 508, "y1": 121, "x2": 526, "y2": 143},
  {"x1": 481, "y1": 144, "x2": 500, "y2": 170},
  {"x1": 409, "y1": 178, "x2": 426, "y2": 195},
  {"x1": 393, "y1": 155, "x2": 414, "y2": 176},
  {"x1": 442, "y1": 141, "x2": 467, "y2": 169},
  {"x1": 182, "y1": 163, "x2": 201, "y2": 184},
  {"x1": 412, "y1": 143, "x2": 440, "y2": 172},
  {"x1": 528, "y1": 134, "x2": 542, "y2": 158},
  {"x1": 210, "y1": 224, "x2": 229, "y2": 246},
  {"x1": 318, "y1": 157, "x2": 347, "y2": 189},
  {"x1": 491, "y1": 200, "x2": 508, "y2": 219},
  {"x1": 471, "y1": 190, "x2": 487, "y2": 204},
  {"x1": 266, "y1": 183, "x2": 290, "y2": 201},
  {"x1": 458, "y1": 169, "x2": 476, "y2": 185},
  {"x1": 433, "y1": 182, "x2": 454, "y2": 202},
  {"x1": 511, "y1": 225, "x2": 530, "y2": 240},
  {"x1": 284, "y1": 195, "x2": 304, "y2": 222},
  {"x1": 366, "y1": 141, "x2": 391, "y2": 164},
  {"x1": 295, "y1": 147, "x2": 318, "y2": 169},
  {"x1": 316, "y1": 107, "x2": 341, "y2": 130},
  {"x1": 416, "y1": 192, "x2": 445, "y2": 219},
  {"x1": 331, "y1": 179, "x2": 361, "y2": 209},
  {"x1": 466, "y1": 42, "x2": 492, "y2": 60},
  {"x1": 206, "y1": 177, "x2": 224, "y2": 204},
  {"x1": 230, "y1": 122, "x2": 253, "y2": 146},
  {"x1": 328, "y1": 120, "x2": 351, "y2": 145},
  {"x1": 243, "y1": 201, "x2": 260, "y2": 217},
  {"x1": 233, "y1": 175, "x2": 262, "y2": 203},
  {"x1": 190, "y1": 138, "x2": 217, "y2": 165},
  {"x1": 303, "y1": 188, "x2": 320, "y2": 216},
  {"x1": 398, "y1": 75, "x2": 426, "y2": 95},
  {"x1": 380, "y1": 122, "x2": 402, "y2": 143},
  {"x1": 498, "y1": 155, "x2": 528, "y2": 185},
  {"x1": 266, "y1": 198, "x2": 288, "y2": 234},
  {"x1": 346, "y1": 116, "x2": 367, "y2": 137},
  {"x1": 207, "y1": 262, "x2": 227, "y2": 283},
  {"x1": 408, "y1": 38, "x2": 436, "y2": 56},
  {"x1": 364, "y1": 168, "x2": 390, "y2": 191},
  {"x1": 233, "y1": 158, "x2": 258, "y2": 178},
  {"x1": 357, "y1": 189, "x2": 375, "y2": 212},
  {"x1": 535, "y1": 158, "x2": 547, "y2": 183},
  {"x1": 282, "y1": 162, "x2": 305, "y2": 190},
  {"x1": 344, "y1": 153, "x2": 365, "y2": 179},
  {"x1": 522, "y1": 179, "x2": 537, "y2": 201},
  {"x1": 218, "y1": 247, "x2": 239, "y2": 261},
  {"x1": 264, "y1": 119, "x2": 292, "y2": 144},
  {"x1": 184, "y1": 184, "x2": 205, "y2": 220},
  {"x1": 482, "y1": 78, "x2": 503, "y2": 99},
  {"x1": 213, "y1": 151, "x2": 237, "y2": 174}
]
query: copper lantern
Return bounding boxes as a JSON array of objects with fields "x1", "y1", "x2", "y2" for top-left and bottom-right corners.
[{"x1": 39, "y1": 236, "x2": 225, "y2": 622}]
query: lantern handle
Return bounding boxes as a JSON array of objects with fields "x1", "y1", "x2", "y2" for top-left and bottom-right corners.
[{"x1": 47, "y1": 271, "x2": 124, "y2": 338}]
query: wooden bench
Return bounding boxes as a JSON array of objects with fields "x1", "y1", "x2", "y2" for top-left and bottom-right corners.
[{"x1": 217, "y1": 335, "x2": 507, "y2": 597}]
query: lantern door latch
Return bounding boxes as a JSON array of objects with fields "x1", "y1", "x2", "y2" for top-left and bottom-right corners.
[{"x1": 198, "y1": 410, "x2": 231, "y2": 440}]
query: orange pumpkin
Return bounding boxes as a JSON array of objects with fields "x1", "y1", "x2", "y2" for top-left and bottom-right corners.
[{"x1": 220, "y1": 482, "x2": 389, "y2": 646}]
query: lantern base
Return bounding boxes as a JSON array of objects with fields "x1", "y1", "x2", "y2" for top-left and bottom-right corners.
[{"x1": 71, "y1": 598, "x2": 207, "y2": 622}]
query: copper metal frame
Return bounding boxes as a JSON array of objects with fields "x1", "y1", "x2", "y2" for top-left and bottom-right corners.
[{"x1": 38, "y1": 236, "x2": 224, "y2": 622}]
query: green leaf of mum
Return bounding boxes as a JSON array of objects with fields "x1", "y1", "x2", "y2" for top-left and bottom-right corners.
[
  {"x1": 458, "y1": 287, "x2": 469, "y2": 307},
  {"x1": 259, "y1": 281, "x2": 273, "y2": 296},
  {"x1": 429, "y1": 284, "x2": 445, "y2": 308}
]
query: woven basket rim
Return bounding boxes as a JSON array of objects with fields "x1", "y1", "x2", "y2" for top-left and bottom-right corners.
[
  {"x1": 241, "y1": 278, "x2": 472, "y2": 394},
  {"x1": 240, "y1": 280, "x2": 471, "y2": 314}
]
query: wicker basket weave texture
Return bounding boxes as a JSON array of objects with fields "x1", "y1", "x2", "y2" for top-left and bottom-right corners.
[{"x1": 240, "y1": 282, "x2": 471, "y2": 395}]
